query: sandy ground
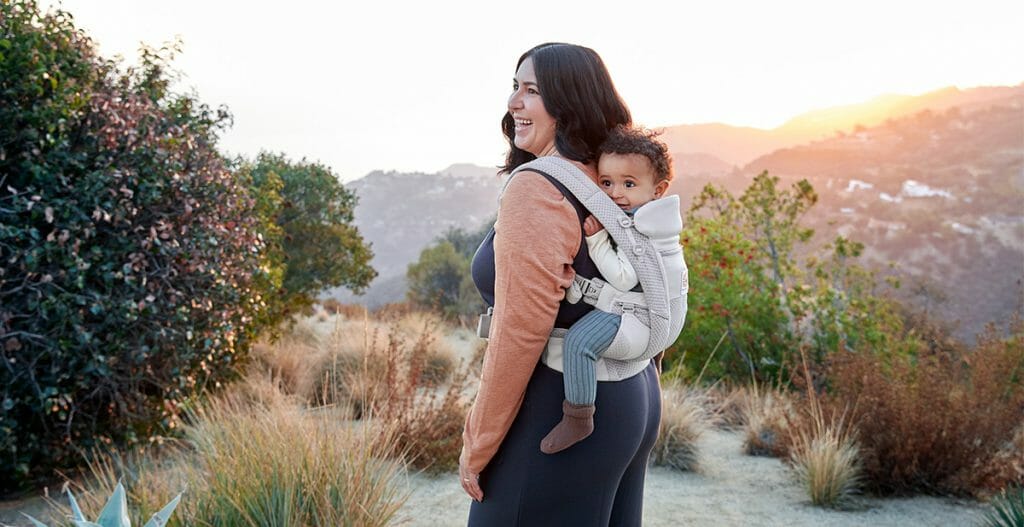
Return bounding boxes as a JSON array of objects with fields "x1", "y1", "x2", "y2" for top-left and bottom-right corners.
[
  {"x1": 391, "y1": 323, "x2": 989, "y2": 526},
  {"x1": 0, "y1": 320, "x2": 991, "y2": 526},
  {"x1": 391, "y1": 428, "x2": 987, "y2": 527}
]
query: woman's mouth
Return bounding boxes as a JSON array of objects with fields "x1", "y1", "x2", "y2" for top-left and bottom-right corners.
[{"x1": 514, "y1": 118, "x2": 533, "y2": 132}]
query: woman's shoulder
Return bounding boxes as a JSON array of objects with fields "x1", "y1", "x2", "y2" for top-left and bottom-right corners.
[
  {"x1": 509, "y1": 157, "x2": 598, "y2": 193},
  {"x1": 504, "y1": 169, "x2": 565, "y2": 203},
  {"x1": 500, "y1": 169, "x2": 581, "y2": 243}
]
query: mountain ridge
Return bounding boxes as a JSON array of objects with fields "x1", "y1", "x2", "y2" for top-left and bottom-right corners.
[{"x1": 330, "y1": 83, "x2": 1024, "y2": 341}]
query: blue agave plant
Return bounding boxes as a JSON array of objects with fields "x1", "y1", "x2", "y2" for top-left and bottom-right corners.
[{"x1": 23, "y1": 482, "x2": 182, "y2": 527}]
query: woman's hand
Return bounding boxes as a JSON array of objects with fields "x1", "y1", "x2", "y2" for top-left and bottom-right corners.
[
  {"x1": 583, "y1": 215, "x2": 604, "y2": 237},
  {"x1": 459, "y1": 458, "x2": 484, "y2": 501}
]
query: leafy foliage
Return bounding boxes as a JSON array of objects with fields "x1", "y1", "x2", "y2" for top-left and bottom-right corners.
[
  {"x1": 669, "y1": 174, "x2": 809, "y2": 380},
  {"x1": 406, "y1": 222, "x2": 491, "y2": 321},
  {"x1": 668, "y1": 172, "x2": 908, "y2": 383},
  {"x1": 0, "y1": 1, "x2": 271, "y2": 490},
  {"x1": 242, "y1": 152, "x2": 375, "y2": 329}
]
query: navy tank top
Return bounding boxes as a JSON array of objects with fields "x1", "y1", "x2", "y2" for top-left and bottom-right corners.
[{"x1": 470, "y1": 171, "x2": 598, "y2": 330}]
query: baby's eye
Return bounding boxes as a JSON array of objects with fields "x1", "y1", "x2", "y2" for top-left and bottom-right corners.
[
  {"x1": 625, "y1": 181, "x2": 636, "y2": 188},
  {"x1": 600, "y1": 180, "x2": 612, "y2": 187}
]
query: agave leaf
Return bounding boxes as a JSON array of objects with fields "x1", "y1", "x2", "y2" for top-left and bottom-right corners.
[
  {"x1": 95, "y1": 482, "x2": 130, "y2": 527},
  {"x1": 67, "y1": 488, "x2": 86, "y2": 520},
  {"x1": 72, "y1": 521, "x2": 104, "y2": 527},
  {"x1": 20, "y1": 513, "x2": 49, "y2": 527},
  {"x1": 141, "y1": 492, "x2": 183, "y2": 527}
]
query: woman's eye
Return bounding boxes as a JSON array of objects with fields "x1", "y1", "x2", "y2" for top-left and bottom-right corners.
[
  {"x1": 527, "y1": 88, "x2": 539, "y2": 95},
  {"x1": 512, "y1": 82, "x2": 519, "y2": 91}
]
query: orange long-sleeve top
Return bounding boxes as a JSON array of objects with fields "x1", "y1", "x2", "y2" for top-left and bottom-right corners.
[{"x1": 460, "y1": 168, "x2": 587, "y2": 474}]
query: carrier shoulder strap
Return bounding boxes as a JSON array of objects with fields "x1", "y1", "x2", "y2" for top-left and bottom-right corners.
[{"x1": 505, "y1": 157, "x2": 671, "y2": 359}]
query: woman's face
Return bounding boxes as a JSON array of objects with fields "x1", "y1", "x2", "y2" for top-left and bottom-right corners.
[{"x1": 507, "y1": 57, "x2": 557, "y2": 157}]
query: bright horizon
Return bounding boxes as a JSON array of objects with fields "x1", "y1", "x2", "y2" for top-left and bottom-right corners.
[{"x1": 39, "y1": 0, "x2": 1024, "y2": 181}]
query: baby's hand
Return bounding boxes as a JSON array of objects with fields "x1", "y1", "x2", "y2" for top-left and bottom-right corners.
[{"x1": 583, "y1": 215, "x2": 604, "y2": 237}]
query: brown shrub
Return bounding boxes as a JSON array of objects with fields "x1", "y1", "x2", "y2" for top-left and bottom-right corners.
[{"x1": 812, "y1": 327, "x2": 1024, "y2": 496}]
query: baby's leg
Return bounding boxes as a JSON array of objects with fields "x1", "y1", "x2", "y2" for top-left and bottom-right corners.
[
  {"x1": 542, "y1": 310, "x2": 621, "y2": 454},
  {"x1": 563, "y1": 310, "x2": 621, "y2": 405}
]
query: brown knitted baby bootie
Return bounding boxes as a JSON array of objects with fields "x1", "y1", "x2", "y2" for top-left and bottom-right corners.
[{"x1": 540, "y1": 400, "x2": 596, "y2": 454}]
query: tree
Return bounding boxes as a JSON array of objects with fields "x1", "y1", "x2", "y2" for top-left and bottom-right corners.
[
  {"x1": 406, "y1": 221, "x2": 492, "y2": 321},
  {"x1": 242, "y1": 152, "x2": 375, "y2": 327}
]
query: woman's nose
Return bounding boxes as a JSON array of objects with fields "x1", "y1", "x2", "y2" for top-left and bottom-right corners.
[{"x1": 508, "y1": 89, "x2": 523, "y2": 111}]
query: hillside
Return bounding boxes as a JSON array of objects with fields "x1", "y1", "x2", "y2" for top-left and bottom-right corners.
[
  {"x1": 738, "y1": 100, "x2": 1024, "y2": 339},
  {"x1": 659, "y1": 84, "x2": 1024, "y2": 167},
  {"x1": 326, "y1": 164, "x2": 503, "y2": 306},
  {"x1": 330, "y1": 85, "x2": 1024, "y2": 340}
]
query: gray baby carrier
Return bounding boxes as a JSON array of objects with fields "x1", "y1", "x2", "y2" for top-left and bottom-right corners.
[{"x1": 503, "y1": 157, "x2": 688, "y2": 362}]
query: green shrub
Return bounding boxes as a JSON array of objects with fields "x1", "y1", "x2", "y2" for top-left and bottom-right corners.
[
  {"x1": 406, "y1": 222, "x2": 491, "y2": 322},
  {"x1": 668, "y1": 175, "x2": 813, "y2": 382},
  {"x1": 0, "y1": 1, "x2": 269, "y2": 490}
]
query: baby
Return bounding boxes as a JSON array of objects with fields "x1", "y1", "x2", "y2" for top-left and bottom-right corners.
[{"x1": 541, "y1": 125, "x2": 678, "y2": 454}]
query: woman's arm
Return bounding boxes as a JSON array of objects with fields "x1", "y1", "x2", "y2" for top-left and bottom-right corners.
[{"x1": 460, "y1": 171, "x2": 580, "y2": 475}]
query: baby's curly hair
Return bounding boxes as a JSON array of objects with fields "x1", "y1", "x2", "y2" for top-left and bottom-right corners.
[{"x1": 598, "y1": 126, "x2": 673, "y2": 183}]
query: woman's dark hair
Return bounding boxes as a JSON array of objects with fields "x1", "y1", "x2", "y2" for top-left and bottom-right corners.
[{"x1": 500, "y1": 43, "x2": 632, "y2": 174}]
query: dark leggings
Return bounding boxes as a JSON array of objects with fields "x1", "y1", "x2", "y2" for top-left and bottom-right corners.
[{"x1": 467, "y1": 361, "x2": 661, "y2": 527}]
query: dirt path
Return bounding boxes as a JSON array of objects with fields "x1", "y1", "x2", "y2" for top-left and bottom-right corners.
[{"x1": 391, "y1": 429, "x2": 987, "y2": 526}]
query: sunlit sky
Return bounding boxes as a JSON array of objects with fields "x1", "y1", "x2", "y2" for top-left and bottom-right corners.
[{"x1": 39, "y1": 0, "x2": 1024, "y2": 181}]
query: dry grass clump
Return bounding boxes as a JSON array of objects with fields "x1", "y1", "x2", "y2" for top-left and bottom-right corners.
[
  {"x1": 652, "y1": 381, "x2": 711, "y2": 471},
  {"x1": 705, "y1": 384, "x2": 748, "y2": 429},
  {"x1": 303, "y1": 311, "x2": 470, "y2": 473},
  {"x1": 809, "y1": 326, "x2": 1024, "y2": 496},
  {"x1": 787, "y1": 354, "x2": 863, "y2": 508},
  {"x1": 737, "y1": 384, "x2": 794, "y2": 457},
  {"x1": 789, "y1": 414, "x2": 863, "y2": 508},
  {"x1": 250, "y1": 335, "x2": 322, "y2": 398},
  {"x1": 309, "y1": 312, "x2": 459, "y2": 411},
  {"x1": 183, "y1": 397, "x2": 404, "y2": 525},
  {"x1": 52, "y1": 390, "x2": 406, "y2": 527}
]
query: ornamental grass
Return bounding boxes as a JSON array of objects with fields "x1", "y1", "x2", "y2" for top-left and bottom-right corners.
[{"x1": 652, "y1": 381, "x2": 711, "y2": 471}]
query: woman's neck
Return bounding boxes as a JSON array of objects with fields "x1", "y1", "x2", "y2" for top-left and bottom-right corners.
[{"x1": 536, "y1": 144, "x2": 560, "y2": 158}]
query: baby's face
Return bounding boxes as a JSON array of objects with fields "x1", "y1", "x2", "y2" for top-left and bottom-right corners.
[{"x1": 596, "y1": 153, "x2": 669, "y2": 211}]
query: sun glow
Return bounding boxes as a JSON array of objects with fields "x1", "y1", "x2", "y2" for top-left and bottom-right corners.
[{"x1": 38, "y1": 0, "x2": 1024, "y2": 179}]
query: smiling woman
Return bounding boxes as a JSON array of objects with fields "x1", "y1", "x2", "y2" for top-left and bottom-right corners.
[
  {"x1": 507, "y1": 58, "x2": 558, "y2": 158},
  {"x1": 459, "y1": 43, "x2": 664, "y2": 527}
]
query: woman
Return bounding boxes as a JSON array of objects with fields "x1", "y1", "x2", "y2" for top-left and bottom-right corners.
[{"x1": 459, "y1": 42, "x2": 662, "y2": 526}]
